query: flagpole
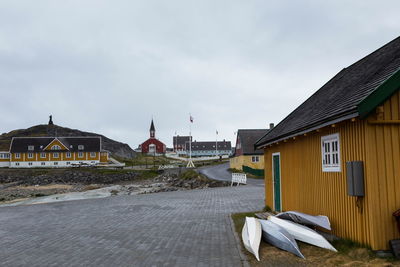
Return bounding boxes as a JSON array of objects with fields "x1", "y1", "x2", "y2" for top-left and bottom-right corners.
[
  {"x1": 187, "y1": 114, "x2": 195, "y2": 168},
  {"x1": 215, "y1": 130, "x2": 218, "y2": 157}
]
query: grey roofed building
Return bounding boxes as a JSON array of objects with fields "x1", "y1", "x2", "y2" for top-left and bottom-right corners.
[
  {"x1": 185, "y1": 140, "x2": 232, "y2": 156},
  {"x1": 173, "y1": 135, "x2": 192, "y2": 151},
  {"x1": 10, "y1": 137, "x2": 102, "y2": 153},
  {"x1": 255, "y1": 36, "x2": 400, "y2": 148},
  {"x1": 234, "y1": 129, "x2": 268, "y2": 157}
]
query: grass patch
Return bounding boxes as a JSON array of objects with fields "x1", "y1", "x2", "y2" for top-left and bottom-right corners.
[
  {"x1": 332, "y1": 238, "x2": 371, "y2": 255},
  {"x1": 116, "y1": 154, "x2": 174, "y2": 167},
  {"x1": 135, "y1": 170, "x2": 159, "y2": 180}
]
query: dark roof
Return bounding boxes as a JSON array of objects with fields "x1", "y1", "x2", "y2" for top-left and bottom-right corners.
[
  {"x1": 173, "y1": 136, "x2": 192, "y2": 146},
  {"x1": 256, "y1": 37, "x2": 400, "y2": 148},
  {"x1": 185, "y1": 141, "x2": 231, "y2": 151},
  {"x1": 150, "y1": 120, "x2": 155, "y2": 132},
  {"x1": 10, "y1": 137, "x2": 101, "y2": 153},
  {"x1": 237, "y1": 129, "x2": 268, "y2": 155}
]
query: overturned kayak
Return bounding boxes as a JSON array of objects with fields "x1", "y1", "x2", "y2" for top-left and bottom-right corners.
[
  {"x1": 268, "y1": 216, "x2": 337, "y2": 252},
  {"x1": 242, "y1": 217, "x2": 261, "y2": 261},
  {"x1": 259, "y1": 219, "x2": 305, "y2": 259},
  {"x1": 276, "y1": 211, "x2": 331, "y2": 231}
]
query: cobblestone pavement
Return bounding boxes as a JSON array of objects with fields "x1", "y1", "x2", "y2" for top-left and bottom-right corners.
[{"x1": 0, "y1": 185, "x2": 264, "y2": 267}]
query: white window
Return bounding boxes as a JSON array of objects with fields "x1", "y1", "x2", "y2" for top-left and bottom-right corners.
[
  {"x1": 54, "y1": 162, "x2": 58, "y2": 165},
  {"x1": 321, "y1": 133, "x2": 341, "y2": 172},
  {"x1": 28, "y1": 153, "x2": 33, "y2": 159},
  {"x1": 15, "y1": 153, "x2": 20, "y2": 159},
  {"x1": 251, "y1": 156, "x2": 260, "y2": 163},
  {"x1": 53, "y1": 152, "x2": 59, "y2": 158},
  {"x1": 40, "y1": 152, "x2": 46, "y2": 158},
  {"x1": 66, "y1": 162, "x2": 70, "y2": 165},
  {"x1": 90, "y1": 152, "x2": 96, "y2": 158},
  {"x1": 78, "y1": 152, "x2": 84, "y2": 158},
  {"x1": 66, "y1": 152, "x2": 71, "y2": 158},
  {"x1": 51, "y1": 145, "x2": 61, "y2": 150},
  {"x1": 28, "y1": 162, "x2": 33, "y2": 166},
  {"x1": 28, "y1": 145, "x2": 34, "y2": 151},
  {"x1": 15, "y1": 162, "x2": 20, "y2": 166},
  {"x1": 41, "y1": 162, "x2": 45, "y2": 166},
  {"x1": 78, "y1": 145, "x2": 84, "y2": 150}
]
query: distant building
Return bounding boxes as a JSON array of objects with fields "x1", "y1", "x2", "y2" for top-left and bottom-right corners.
[
  {"x1": 185, "y1": 140, "x2": 231, "y2": 157},
  {"x1": 230, "y1": 129, "x2": 269, "y2": 173},
  {"x1": 173, "y1": 135, "x2": 192, "y2": 154},
  {"x1": 2, "y1": 136, "x2": 109, "y2": 168},
  {"x1": 140, "y1": 120, "x2": 166, "y2": 155}
]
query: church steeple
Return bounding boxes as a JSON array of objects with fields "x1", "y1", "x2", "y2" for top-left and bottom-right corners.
[{"x1": 150, "y1": 119, "x2": 155, "y2": 138}]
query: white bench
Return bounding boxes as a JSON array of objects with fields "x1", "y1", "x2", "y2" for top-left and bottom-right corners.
[{"x1": 231, "y1": 173, "x2": 247, "y2": 186}]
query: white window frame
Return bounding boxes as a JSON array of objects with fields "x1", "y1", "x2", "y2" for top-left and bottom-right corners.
[
  {"x1": 28, "y1": 145, "x2": 34, "y2": 151},
  {"x1": 15, "y1": 153, "x2": 20, "y2": 159},
  {"x1": 40, "y1": 152, "x2": 46, "y2": 159},
  {"x1": 321, "y1": 133, "x2": 341, "y2": 172},
  {"x1": 90, "y1": 152, "x2": 96, "y2": 158},
  {"x1": 51, "y1": 145, "x2": 61, "y2": 150},
  {"x1": 28, "y1": 153, "x2": 33, "y2": 159},
  {"x1": 251, "y1": 156, "x2": 260, "y2": 163},
  {"x1": 66, "y1": 152, "x2": 71, "y2": 158},
  {"x1": 78, "y1": 145, "x2": 84, "y2": 150},
  {"x1": 53, "y1": 152, "x2": 59, "y2": 158},
  {"x1": 78, "y1": 152, "x2": 84, "y2": 158}
]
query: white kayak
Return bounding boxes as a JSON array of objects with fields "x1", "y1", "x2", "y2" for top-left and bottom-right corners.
[
  {"x1": 276, "y1": 211, "x2": 331, "y2": 231},
  {"x1": 268, "y1": 216, "x2": 337, "y2": 252},
  {"x1": 242, "y1": 217, "x2": 262, "y2": 261},
  {"x1": 259, "y1": 219, "x2": 305, "y2": 259}
]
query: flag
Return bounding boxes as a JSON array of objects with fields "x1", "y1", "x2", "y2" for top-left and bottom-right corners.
[{"x1": 190, "y1": 115, "x2": 194, "y2": 123}]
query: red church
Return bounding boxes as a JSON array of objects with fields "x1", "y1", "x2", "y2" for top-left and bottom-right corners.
[{"x1": 140, "y1": 120, "x2": 166, "y2": 154}]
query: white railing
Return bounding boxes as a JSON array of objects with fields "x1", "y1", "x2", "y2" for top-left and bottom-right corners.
[{"x1": 231, "y1": 173, "x2": 247, "y2": 186}]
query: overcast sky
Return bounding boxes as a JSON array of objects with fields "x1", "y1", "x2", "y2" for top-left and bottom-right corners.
[{"x1": 0, "y1": 1, "x2": 398, "y2": 148}]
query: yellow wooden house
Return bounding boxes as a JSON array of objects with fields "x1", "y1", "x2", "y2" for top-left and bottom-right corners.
[
  {"x1": 8, "y1": 136, "x2": 109, "y2": 168},
  {"x1": 230, "y1": 129, "x2": 268, "y2": 176},
  {"x1": 255, "y1": 37, "x2": 400, "y2": 250}
]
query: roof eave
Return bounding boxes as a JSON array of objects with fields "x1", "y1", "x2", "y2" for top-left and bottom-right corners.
[{"x1": 255, "y1": 111, "x2": 359, "y2": 149}]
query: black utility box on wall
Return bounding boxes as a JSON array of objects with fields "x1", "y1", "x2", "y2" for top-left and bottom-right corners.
[{"x1": 346, "y1": 161, "x2": 365, "y2": 197}]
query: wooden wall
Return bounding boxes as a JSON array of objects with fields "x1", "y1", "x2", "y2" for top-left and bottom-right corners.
[{"x1": 263, "y1": 91, "x2": 400, "y2": 250}]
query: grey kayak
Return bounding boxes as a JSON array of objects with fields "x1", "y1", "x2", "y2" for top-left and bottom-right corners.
[
  {"x1": 259, "y1": 219, "x2": 305, "y2": 259},
  {"x1": 276, "y1": 211, "x2": 331, "y2": 231}
]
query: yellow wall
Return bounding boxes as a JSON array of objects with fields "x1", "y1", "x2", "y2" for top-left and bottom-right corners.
[
  {"x1": 263, "y1": 91, "x2": 400, "y2": 250},
  {"x1": 100, "y1": 152, "x2": 108, "y2": 163},
  {"x1": 0, "y1": 152, "x2": 9, "y2": 162},
  {"x1": 44, "y1": 139, "x2": 68, "y2": 151},
  {"x1": 10, "y1": 151, "x2": 100, "y2": 162},
  {"x1": 230, "y1": 155, "x2": 264, "y2": 170}
]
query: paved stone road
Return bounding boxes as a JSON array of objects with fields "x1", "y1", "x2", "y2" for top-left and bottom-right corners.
[{"x1": 0, "y1": 185, "x2": 264, "y2": 267}]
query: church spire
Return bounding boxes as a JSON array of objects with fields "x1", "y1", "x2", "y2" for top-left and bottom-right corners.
[{"x1": 150, "y1": 119, "x2": 155, "y2": 138}]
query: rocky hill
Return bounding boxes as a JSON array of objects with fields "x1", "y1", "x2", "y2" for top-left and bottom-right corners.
[{"x1": 0, "y1": 124, "x2": 136, "y2": 159}]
